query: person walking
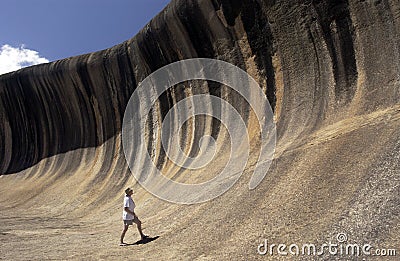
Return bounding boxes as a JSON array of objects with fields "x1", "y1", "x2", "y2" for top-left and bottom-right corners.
[{"x1": 120, "y1": 187, "x2": 148, "y2": 246}]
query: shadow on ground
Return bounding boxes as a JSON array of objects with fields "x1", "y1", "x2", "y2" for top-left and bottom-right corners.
[{"x1": 130, "y1": 236, "x2": 160, "y2": 245}]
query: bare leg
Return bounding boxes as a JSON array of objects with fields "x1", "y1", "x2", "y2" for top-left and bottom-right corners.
[
  {"x1": 120, "y1": 224, "x2": 129, "y2": 244},
  {"x1": 133, "y1": 217, "x2": 146, "y2": 239}
]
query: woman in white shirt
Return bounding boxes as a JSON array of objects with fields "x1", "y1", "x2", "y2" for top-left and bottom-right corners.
[{"x1": 120, "y1": 187, "x2": 148, "y2": 246}]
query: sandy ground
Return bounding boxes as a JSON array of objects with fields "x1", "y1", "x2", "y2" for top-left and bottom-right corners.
[{"x1": 0, "y1": 211, "x2": 161, "y2": 260}]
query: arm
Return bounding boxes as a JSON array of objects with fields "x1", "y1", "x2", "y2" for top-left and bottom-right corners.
[{"x1": 124, "y1": 207, "x2": 136, "y2": 217}]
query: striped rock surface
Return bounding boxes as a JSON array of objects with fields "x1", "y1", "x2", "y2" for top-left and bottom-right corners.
[{"x1": 0, "y1": 0, "x2": 399, "y2": 259}]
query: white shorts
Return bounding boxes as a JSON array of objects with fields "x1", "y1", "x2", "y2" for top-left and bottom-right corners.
[{"x1": 123, "y1": 216, "x2": 140, "y2": 225}]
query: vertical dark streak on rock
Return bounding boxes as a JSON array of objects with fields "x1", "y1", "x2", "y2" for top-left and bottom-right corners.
[
  {"x1": 220, "y1": 0, "x2": 242, "y2": 26},
  {"x1": 5, "y1": 76, "x2": 28, "y2": 173},
  {"x1": 0, "y1": 81, "x2": 11, "y2": 172},
  {"x1": 118, "y1": 42, "x2": 137, "y2": 109},
  {"x1": 306, "y1": 20, "x2": 330, "y2": 131},
  {"x1": 241, "y1": 0, "x2": 277, "y2": 111},
  {"x1": 313, "y1": 0, "x2": 357, "y2": 102},
  {"x1": 177, "y1": 1, "x2": 213, "y2": 58},
  {"x1": 146, "y1": 108, "x2": 156, "y2": 167},
  {"x1": 208, "y1": 81, "x2": 222, "y2": 140},
  {"x1": 76, "y1": 55, "x2": 98, "y2": 149}
]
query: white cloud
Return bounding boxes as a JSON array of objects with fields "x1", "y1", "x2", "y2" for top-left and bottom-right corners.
[{"x1": 0, "y1": 44, "x2": 49, "y2": 75}]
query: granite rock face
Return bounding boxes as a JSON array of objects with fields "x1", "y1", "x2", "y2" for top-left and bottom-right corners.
[{"x1": 0, "y1": 0, "x2": 399, "y2": 259}]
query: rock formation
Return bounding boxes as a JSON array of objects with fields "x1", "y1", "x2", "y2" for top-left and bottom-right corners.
[{"x1": 0, "y1": 0, "x2": 399, "y2": 259}]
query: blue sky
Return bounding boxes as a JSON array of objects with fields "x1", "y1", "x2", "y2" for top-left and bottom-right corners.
[{"x1": 0, "y1": 0, "x2": 170, "y2": 74}]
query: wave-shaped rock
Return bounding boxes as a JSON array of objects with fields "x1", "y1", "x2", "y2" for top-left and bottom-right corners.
[{"x1": 0, "y1": 0, "x2": 399, "y2": 259}]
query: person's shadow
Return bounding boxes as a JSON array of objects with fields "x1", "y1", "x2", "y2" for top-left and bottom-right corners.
[{"x1": 131, "y1": 236, "x2": 160, "y2": 245}]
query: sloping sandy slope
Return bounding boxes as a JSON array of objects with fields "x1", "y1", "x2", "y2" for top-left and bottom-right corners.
[{"x1": 1, "y1": 0, "x2": 399, "y2": 260}]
